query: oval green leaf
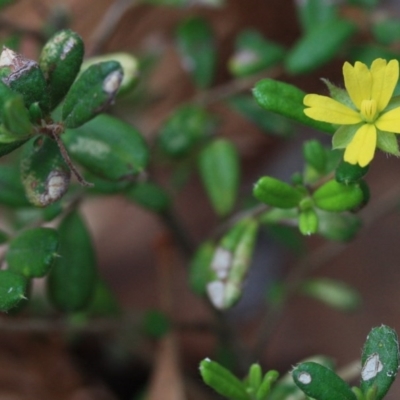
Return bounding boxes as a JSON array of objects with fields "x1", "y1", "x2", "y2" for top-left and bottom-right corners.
[
  {"x1": 6, "y1": 227, "x2": 59, "y2": 278},
  {"x1": 63, "y1": 114, "x2": 149, "y2": 181},
  {"x1": 0, "y1": 270, "x2": 28, "y2": 312},
  {"x1": 47, "y1": 211, "x2": 97, "y2": 312},
  {"x1": 198, "y1": 138, "x2": 240, "y2": 216},
  {"x1": 253, "y1": 176, "x2": 303, "y2": 209}
]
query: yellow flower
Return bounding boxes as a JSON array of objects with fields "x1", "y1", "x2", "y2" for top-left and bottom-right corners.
[{"x1": 303, "y1": 59, "x2": 400, "y2": 167}]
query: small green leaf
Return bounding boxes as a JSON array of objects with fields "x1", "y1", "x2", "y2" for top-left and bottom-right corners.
[
  {"x1": 21, "y1": 136, "x2": 71, "y2": 207},
  {"x1": 248, "y1": 364, "x2": 263, "y2": 395},
  {"x1": 372, "y1": 19, "x2": 400, "y2": 45},
  {"x1": 303, "y1": 140, "x2": 327, "y2": 173},
  {"x1": 47, "y1": 211, "x2": 97, "y2": 312},
  {"x1": 253, "y1": 176, "x2": 303, "y2": 209},
  {"x1": 317, "y1": 210, "x2": 361, "y2": 241},
  {"x1": 332, "y1": 125, "x2": 360, "y2": 149},
  {"x1": 207, "y1": 219, "x2": 258, "y2": 310},
  {"x1": 84, "y1": 279, "x2": 121, "y2": 317},
  {"x1": 157, "y1": 105, "x2": 216, "y2": 158},
  {"x1": 80, "y1": 52, "x2": 139, "y2": 95},
  {"x1": 2, "y1": 96, "x2": 33, "y2": 139},
  {"x1": 322, "y1": 78, "x2": 354, "y2": 108},
  {"x1": 255, "y1": 370, "x2": 279, "y2": 400},
  {"x1": 0, "y1": 270, "x2": 28, "y2": 312},
  {"x1": 335, "y1": 161, "x2": 369, "y2": 185},
  {"x1": 285, "y1": 19, "x2": 356, "y2": 75},
  {"x1": 7, "y1": 227, "x2": 59, "y2": 278},
  {"x1": 228, "y1": 95, "x2": 293, "y2": 137},
  {"x1": 300, "y1": 278, "x2": 361, "y2": 311},
  {"x1": 63, "y1": 114, "x2": 148, "y2": 181},
  {"x1": 0, "y1": 47, "x2": 49, "y2": 112},
  {"x1": 360, "y1": 325, "x2": 399, "y2": 400},
  {"x1": 0, "y1": 164, "x2": 31, "y2": 207},
  {"x1": 295, "y1": 0, "x2": 338, "y2": 32},
  {"x1": 40, "y1": 29, "x2": 84, "y2": 110},
  {"x1": 293, "y1": 362, "x2": 357, "y2": 400},
  {"x1": 228, "y1": 30, "x2": 285, "y2": 77},
  {"x1": 200, "y1": 358, "x2": 251, "y2": 400},
  {"x1": 376, "y1": 131, "x2": 400, "y2": 156},
  {"x1": 125, "y1": 182, "x2": 170, "y2": 213},
  {"x1": 253, "y1": 79, "x2": 335, "y2": 134},
  {"x1": 0, "y1": 138, "x2": 28, "y2": 158},
  {"x1": 176, "y1": 17, "x2": 216, "y2": 88},
  {"x1": 313, "y1": 180, "x2": 363, "y2": 212},
  {"x1": 298, "y1": 208, "x2": 318, "y2": 236},
  {"x1": 189, "y1": 241, "x2": 215, "y2": 296},
  {"x1": 62, "y1": 61, "x2": 123, "y2": 128},
  {"x1": 198, "y1": 139, "x2": 240, "y2": 216}
]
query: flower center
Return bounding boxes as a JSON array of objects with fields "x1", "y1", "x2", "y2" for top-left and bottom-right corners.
[{"x1": 360, "y1": 99, "x2": 378, "y2": 122}]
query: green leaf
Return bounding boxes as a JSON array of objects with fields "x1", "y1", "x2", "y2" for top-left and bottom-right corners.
[
  {"x1": 125, "y1": 182, "x2": 170, "y2": 213},
  {"x1": 322, "y1": 78, "x2": 354, "y2": 109},
  {"x1": 0, "y1": 270, "x2": 28, "y2": 312},
  {"x1": 63, "y1": 114, "x2": 149, "y2": 181},
  {"x1": 255, "y1": 370, "x2": 279, "y2": 400},
  {"x1": 198, "y1": 139, "x2": 240, "y2": 216},
  {"x1": 0, "y1": 164, "x2": 31, "y2": 207},
  {"x1": 295, "y1": 0, "x2": 338, "y2": 32},
  {"x1": 335, "y1": 160, "x2": 369, "y2": 185},
  {"x1": 247, "y1": 364, "x2": 263, "y2": 395},
  {"x1": 285, "y1": 19, "x2": 356, "y2": 75},
  {"x1": 207, "y1": 219, "x2": 258, "y2": 310},
  {"x1": 47, "y1": 211, "x2": 97, "y2": 312},
  {"x1": 293, "y1": 362, "x2": 357, "y2": 400},
  {"x1": 253, "y1": 176, "x2": 304, "y2": 209},
  {"x1": 84, "y1": 279, "x2": 121, "y2": 317},
  {"x1": 0, "y1": 138, "x2": 28, "y2": 158},
  {"x1": 21, "y1": 136, "x2": 71, "y2": 207},
  {"x1": 317, "y1": 210, "x2": 361, "y2": 241},
  {"x1": 80, "y1": 52, "x2": 139, "y2": 95},
  {"x1": 0, "y1": 47, "x2": 49, "y2": 112},
  {"x1": 377, "y1": 131, "x2": 400, "y2": 156},
  {"x1": 62, "y1": 61, "x2": 123, "y2": 128},
  {"x1": 372, "y1": 19, "x2": 400, "y2": 45},
  {"x1": 1, "y1": 96, "x2": 33, "y2": 139},
  {"x1": 228, "y1": 95, "x2": 293, "y2": 137},
  {"x1": 298, "y1": 208, "x2": 318, "y2": 236},
  {"x1": 313, "y1": 180, "x2": 364, "y2": 212},
  {"x1": 6, "y1": 227, "x2": 59, "y2": 278},
  {"x1": 40, "y1": 29, "x2": 84, "y2": 110},
  {"x1": 253, "y1": 79, "x2": 336, "y2": 134},
  {"x1": 332, "y1": 125, "x2": 360, "y2": 149},
  {"x1": 300, "y1": 278, "x2": 361, "y2": 311},
  {"x1": 303, "y1": 140, "x2": 327, "y2": 173},
  {"x1": 360, "y1": 325, "x2": 399, "y2": 400},
  {"x1": 189, "y1": 241, "x2": 215, "y2": 296},
  {"x1": 157, "y1": 105, "x2": 216, "y2": 158},
  {"x1": 200, "y1": 358, "x2": 251, "y2": 400},
  {"x1": 228, "y1": 30, "x2": 285, "y2": 77},
  {"x1": 176, "y1": 17, "x2": 216, "y2": 88}
]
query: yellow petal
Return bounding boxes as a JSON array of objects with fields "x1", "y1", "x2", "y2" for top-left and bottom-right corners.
[
  {"x1": 375, "y1": 107, "x2": 400, "y2": 133},
  {"x1": 344, "y1": 124, "x2": 377, "y2": 167},
  {"x1": 304, "y1": 94, "x2": 362, "y2": 124},
  {"x1": 343, "y1": 61, "x2": 372, "y2": 109},
  {"x1": 371, "y1": 59, "x2": 399, "y2": 112}
]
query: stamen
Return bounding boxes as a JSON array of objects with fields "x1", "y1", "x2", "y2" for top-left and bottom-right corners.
[{"x1": 361, "y1": 99, "x2": 377, "y2": 122}]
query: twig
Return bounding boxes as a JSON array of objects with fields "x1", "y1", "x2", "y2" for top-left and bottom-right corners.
[{"x1": 88, "y1": 0, "x2": 140, "y2": 56}]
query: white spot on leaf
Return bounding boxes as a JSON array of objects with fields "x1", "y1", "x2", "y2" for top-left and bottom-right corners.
[
  {"x1": 298, "y1": 371, "x2": 312, "y2": 384},
  {"x1": 103, "y1": 70, "x2": 123, "y2": 94},
  {"x1": 362, "y1": 353, "x2": 383, "y2": 381},
  {"x1": 206, "y1": 281, "x2": 225, "y2": 310},
  {"x1": 211, "y1": 248, "x2": 232, "y2": 279}
]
